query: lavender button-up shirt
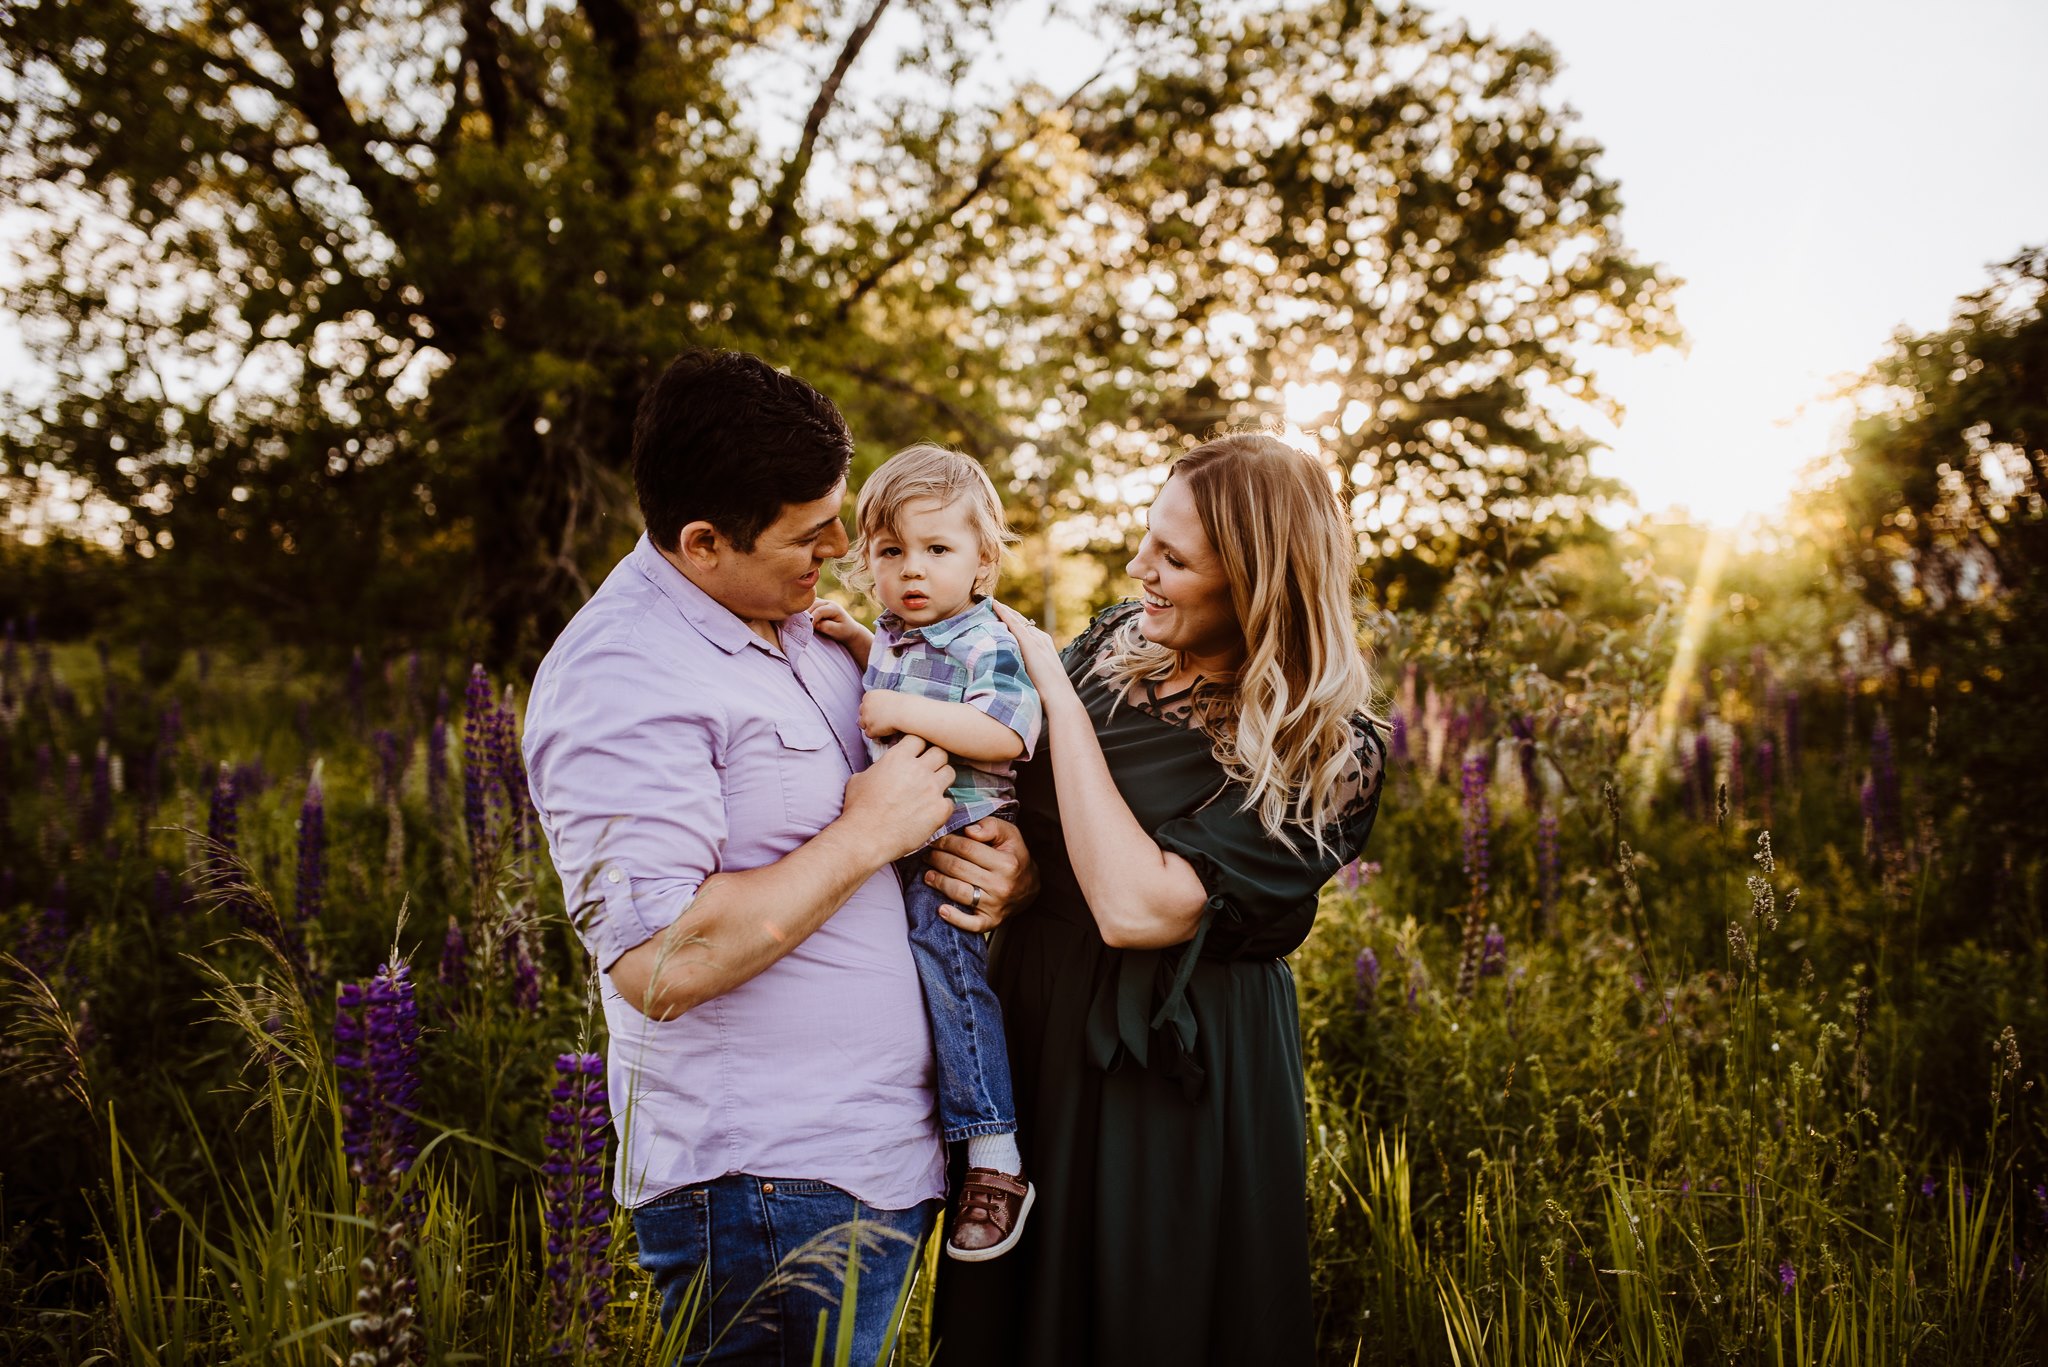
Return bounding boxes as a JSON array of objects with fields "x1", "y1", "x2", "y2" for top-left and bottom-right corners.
[{"x1": 523, "y1": 535, "x2": 944, "y2": 1210}]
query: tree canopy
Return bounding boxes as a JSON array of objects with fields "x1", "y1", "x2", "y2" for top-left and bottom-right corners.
[
  {"x1": 1816, "y1": 245, "x2": 2047, "y2": 852},
  {"x1": 1, "y1": 0, "x2": 1676, "y2": 662}
]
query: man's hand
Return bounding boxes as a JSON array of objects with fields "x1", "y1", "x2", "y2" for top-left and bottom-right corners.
[
  {"x1": 836, "y1": 734, "x2": 955, "y2": 862},
  {"x1": 929, "y1": 816, "x2": 1038, "y2": 934}
]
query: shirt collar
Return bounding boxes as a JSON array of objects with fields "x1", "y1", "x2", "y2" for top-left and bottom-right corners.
[
  {"x1": 631, "y1": 533, "x2": 812, "y2": 658},
  {"x1": 876, "y1": 596, "x2": 995, "y2": 651}
]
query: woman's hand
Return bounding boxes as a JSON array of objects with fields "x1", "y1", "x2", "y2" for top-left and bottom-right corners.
[
  {"x1": 990, "y1": 601, "x2": 1080, "y2": 715},
  {"x1": 928, "y1": 816, "x2": 1039, "y2": 934}
]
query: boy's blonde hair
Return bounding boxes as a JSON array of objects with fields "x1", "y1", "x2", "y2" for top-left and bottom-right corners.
[{"x1": 844, "y1": 444, "x2": 1017, "y2": 600}]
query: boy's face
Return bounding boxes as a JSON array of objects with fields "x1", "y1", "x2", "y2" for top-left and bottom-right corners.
[{"x1": 868, "y1": 496, "x2": 992, "y2": 628}]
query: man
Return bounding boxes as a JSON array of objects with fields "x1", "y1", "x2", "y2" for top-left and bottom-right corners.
[{"x1": 523, "y1": 349, "x2": 1034, "y2": 1363}]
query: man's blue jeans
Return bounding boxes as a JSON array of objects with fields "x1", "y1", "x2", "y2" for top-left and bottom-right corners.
[
  {"x1": 901, "y1": 849, "x2": 1019, "y2": 1142},
  {"x1": 633, "y1": 1174, "x2": 938, "y2": 1365}
]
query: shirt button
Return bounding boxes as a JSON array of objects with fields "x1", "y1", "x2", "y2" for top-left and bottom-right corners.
[
  {"x1": 606, "y1": 868, "x2": 622, "y2": 884},
  {"x1": 762, "y1": 1182, "x2": 776, "y2": 1195}
]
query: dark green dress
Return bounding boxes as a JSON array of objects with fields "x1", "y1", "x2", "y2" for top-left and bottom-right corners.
[{"x1": 936, "y1": 602, "x2": 1386, "y2": 1367}]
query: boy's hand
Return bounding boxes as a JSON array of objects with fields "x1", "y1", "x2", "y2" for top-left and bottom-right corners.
[
  {"x1": 810, "y1": 600, "x2": 873, "y2": 669},
  {"x1": 858, "y1": 690, "x2": 907, "y2": 740}
]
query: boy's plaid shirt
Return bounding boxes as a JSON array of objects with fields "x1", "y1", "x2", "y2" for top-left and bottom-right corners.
[{"x1": 863, "y1": 597, "x2": 1043, "y2": 834}]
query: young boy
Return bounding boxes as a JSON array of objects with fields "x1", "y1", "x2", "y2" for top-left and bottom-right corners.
[{"x1": 810, "y1": 444, "x2": 1041, "y2": 1262}]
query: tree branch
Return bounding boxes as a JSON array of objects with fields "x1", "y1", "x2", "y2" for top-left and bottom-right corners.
[
  {"x1": 461, "y1": 0, "x2": 513, "y2": 147},
  {"x1": 835, "y1": 59, "x2": 1116, "y2": 322},
  {"x1": 763, "y1": 0, "x2": 893, "y2": 247}
]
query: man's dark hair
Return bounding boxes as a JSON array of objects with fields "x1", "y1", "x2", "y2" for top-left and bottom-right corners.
[{"x1": 631, "y1": 349, "x2": 854, "y2": 552}]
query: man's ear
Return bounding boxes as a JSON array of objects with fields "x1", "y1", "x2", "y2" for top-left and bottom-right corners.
[{"x1": 675, "y1": 520, "x2": 724, "y2": 572}]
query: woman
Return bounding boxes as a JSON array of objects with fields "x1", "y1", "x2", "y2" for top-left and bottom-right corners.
[{"x1": 929, "y1": 433, "x2": 1386, "y2": 1364}]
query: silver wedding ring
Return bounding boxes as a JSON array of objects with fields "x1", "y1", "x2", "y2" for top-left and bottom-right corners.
[{"x1": 968, "y1": 885, "x2": 984, "y2": 911}]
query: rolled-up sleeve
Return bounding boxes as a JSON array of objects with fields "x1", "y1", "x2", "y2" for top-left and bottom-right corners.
[{"x1": 525, "y1": 639, "x2": 728, "y2": 971}]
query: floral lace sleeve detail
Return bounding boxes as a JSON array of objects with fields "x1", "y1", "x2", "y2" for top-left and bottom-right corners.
[
  {"x1": 1331, "y1": 714, "x2": 1388, "y2": 846},
  {"x1": 1060, "y1": 599, "x2": 1144, "y2": 678}
]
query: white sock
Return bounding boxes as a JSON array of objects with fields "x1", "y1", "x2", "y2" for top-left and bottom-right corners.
[{"x1": 965, "y1": 1132, "x2": 1023, "y2": 1176}]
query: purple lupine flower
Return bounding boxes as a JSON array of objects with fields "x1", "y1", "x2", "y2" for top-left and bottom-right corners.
[
  {"x1": 24, "y1": 875, "x2": 71, "y2": 976},
  {"x1": 463, "y1": 665, "x2": 499, "y2": 884},
  {"x1": 335, "y1": 963, "x2": 425, "y2": 1363},
  {"x1": 296, "y1": 777, "x2": 326, "y2": 924},
  {"x1": 1778, "y1": 1262, "x2": 1796, "y2": 1293},
  {"x1": 1536, "y1": 811, "x2": 1560, "y2": 932},
  {"x1": 1445, "y1": 710, "x2": 1472, "y2": 783},
  {"x1": 1388, "y1": 711, "x2": 1409, "y2": 765},
  {"x1": 1870, "y1": 714, "x2": 1900, "y2": 854},
  {"x1": 438, "y1": 915, "x2": 469, "y2": 991},
  {"x1": 333, "y1": 960, "x2": 424, "y2": 1212},
  {"x1": 1727, "y1": 731, "x2": 1744, "y2": 814},
  {"x1": 544, "y1": 1051, "x2": 614, "y2": 1349},
  {"x1": 152, "y1": 868, "x2": 180, "y2": 920},
  {"x1": 1755, "y1": 737, "x2": 1776, "y2": 823},
  {"x1": 373, "y1": 728, "x2": 404, "y2": 804},
  {"x1": 207, "y1": 763, "x2": 240, "y2": 871},
  {"x1": 1860, "y1": 774, "x2": 1881, "y2": 857},
  {"x1": 510, "y1": 931, "x2": 542, "y2": 1012},
  {"x1": 1335, "y1": 859, "x2": 1378, "y2": 892},
  {"x1": 493, "y1": 688, "x2": 529, "y2": 859},
  {"x1": 1693, "y1": 732, "x2": 1715, "y2": 820},
  {"x1": 1478, "y1": 925, "x2": 1507, "y2": 978},
  {"x1": 405, "y1": 651, "x2": 423, "y2": 718},
  {"x1": 1354, "y1": 947, "x2": 1381, "y2": 1002},
  {"x1": 35, "y1": 742, "x2": 53, "y2": 792},
  {"x1": 346, "y1": 647, "x2": 367, "y2": 734},
  {"x1": 1460, "y1": 753, "x2": 1491, "y2": 905},
  {"x1": 426, "y1": 717, "x2": 449, "y2": 814},
  {"x1": 1921, "y1": 1175, "x2": 1938, "y2": 1199},
  {"x1": 62, "y1": 751, "x2": 83, "y2": 839}
]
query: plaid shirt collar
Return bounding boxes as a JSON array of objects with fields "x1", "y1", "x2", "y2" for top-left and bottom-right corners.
[{"x1": 875, "y1": 596, "x2": 995, "y2": 652}]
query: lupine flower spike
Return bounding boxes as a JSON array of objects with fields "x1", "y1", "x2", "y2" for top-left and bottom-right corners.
[
  {"x1": 297, "y1": 774, "x2": 326, "y2": 924},
  {"x1": 544, "y1": 1051, "x2": 614, "y2": 1352},
  {"x1": 334, "y1": 960, "x2": 427, "y2": 1365}
]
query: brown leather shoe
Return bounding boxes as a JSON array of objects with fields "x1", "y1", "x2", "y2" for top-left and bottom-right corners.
[{"x1": 946, "y1": 1167, "x2": 1035, "y2": 1262}]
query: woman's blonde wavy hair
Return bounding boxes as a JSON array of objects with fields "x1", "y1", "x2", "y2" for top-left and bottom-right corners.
[{"x1": 1100, "y1": 434, "x2": 1377, "y2": 850}]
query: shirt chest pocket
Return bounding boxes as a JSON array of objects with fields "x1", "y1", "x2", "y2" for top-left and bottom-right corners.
[
  {"x1": 905, "y1": 655, "x2": 969, "y2": 702},
  {"x1": 774, "y1": 719, "x2": 848, "y2": 832}
]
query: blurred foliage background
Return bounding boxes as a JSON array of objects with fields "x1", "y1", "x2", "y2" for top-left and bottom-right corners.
[{"x1": 2, "y1": 0, "x2": 2045, "y2": 1360}]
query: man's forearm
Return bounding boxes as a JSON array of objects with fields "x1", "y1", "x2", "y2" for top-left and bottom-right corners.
[{"x1": 607, "y1": 821, "x2": 892, "y2": 1019}]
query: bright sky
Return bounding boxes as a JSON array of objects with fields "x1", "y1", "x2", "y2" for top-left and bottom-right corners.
[
  {"x1": 984, "y1": 0, "x2": 2048, "y2": 526},
  {"x1": 7, "y1": 2, "x2": 2045, "y2": 533}
]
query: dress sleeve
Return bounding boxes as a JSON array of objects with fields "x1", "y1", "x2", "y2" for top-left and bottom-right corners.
[
  {"x1": 1059, "y1": 599, "x2": 1142, "y2": 678},
  {"x1": 1152, "y1": 714, "x2": 1386, "y2": 960}
]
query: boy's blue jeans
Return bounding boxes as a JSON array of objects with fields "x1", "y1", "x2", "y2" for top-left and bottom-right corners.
[
  {"x1": 633, "y1": 1173, "x2": 938, "y2": 1365},
  {"x1": 900, "y1": 845, "x2": 1020, "y2": 1143}
]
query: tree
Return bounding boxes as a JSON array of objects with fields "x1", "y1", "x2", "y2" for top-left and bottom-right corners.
[
  {"x1": 1817, "y1": 246, "x2": 2047, "y2": 860},
  {"x1": 2, "y1": 0, "x2": 1675, "y2": 661}
]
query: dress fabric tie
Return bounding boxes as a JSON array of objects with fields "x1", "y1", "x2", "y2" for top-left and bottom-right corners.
[{"x1": 1082, "y1": 897, "x2": 1224, "y2": 1100}]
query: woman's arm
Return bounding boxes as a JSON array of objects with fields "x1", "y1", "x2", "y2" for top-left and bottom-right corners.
[{"x1": 992, "y1": 604, "x2": 1209, "y2": 949}]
